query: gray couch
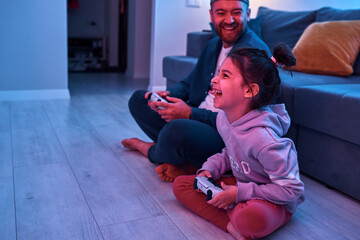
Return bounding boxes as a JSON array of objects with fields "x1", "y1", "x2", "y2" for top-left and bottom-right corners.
[{"x1": 163, "y1": 7, "x2": 360, "y2": 201}]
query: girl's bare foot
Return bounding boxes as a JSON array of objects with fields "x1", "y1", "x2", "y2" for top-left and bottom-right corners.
[
  {"x1": 121, "y1": 138, "x2": 155, "y2": 157},
  {"x1": 155, "y1": 163, "x2": 198, "y2": 182},
  {"x1": 227, "y1": 222, "x2": 251, "y2": 240}
]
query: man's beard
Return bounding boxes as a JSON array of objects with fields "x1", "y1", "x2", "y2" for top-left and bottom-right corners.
[{"x1": 214, "y1": 23, "x2": 244, "y2": 46}]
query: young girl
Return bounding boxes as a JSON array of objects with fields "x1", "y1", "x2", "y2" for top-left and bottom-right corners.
[{"x1": 173, "y1": 43, "x2": 305, "y2": 240}]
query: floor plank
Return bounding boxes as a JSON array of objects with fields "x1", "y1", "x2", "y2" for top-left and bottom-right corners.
[
  {"x1": 14, "y1": 163, "x2": 103, "y2": 240},
  {"x1": 296, "y1": 175, "x2": 360, "y2": 239},
  {"x1": 131, "y1": 165, "x2": 234, "y2": 240},
  {"x1": 11, "y1": 101, "x2": 66, "y2": 167},
  {"x1": 0, "y1": 101, "x2": 12, "y2": 177},
  {"x1": 43, "y1": 100, "x2": 164, "y2": 226},
  {"x1": 100, "y1": 215, "x2": 187, "y2": 240},
  {"x1": 0, "y1": 178, "x2": 16, "y2": 240},
  {"x1": 0, "y1": 102, "x2": 16, "y2": 240}
]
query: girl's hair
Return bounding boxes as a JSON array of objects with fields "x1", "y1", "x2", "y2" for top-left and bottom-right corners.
[{"x1": 227, "y1": 42, "x2": 296, "y2": 110}]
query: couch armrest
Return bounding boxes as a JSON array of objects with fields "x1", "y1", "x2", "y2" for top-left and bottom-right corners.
[{"x1": 186, "y1": 31, "x2": 213, "y2": 58}]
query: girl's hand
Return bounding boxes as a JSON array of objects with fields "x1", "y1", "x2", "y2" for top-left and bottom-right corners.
[
  {"x1": 197, "y1": 170, "x2": 212, "y2": 178},
  {"x1": 208, "y1": 182, "x2": 237, "y2": 210},
  {"x1": 195, "y1": 171, "x2": 212, "y2": 193}
]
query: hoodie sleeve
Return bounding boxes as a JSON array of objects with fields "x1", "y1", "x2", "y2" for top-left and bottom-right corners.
[
  {"x1": 198, "y1": 148, "x2": 232, "y2": 180},
  {"x1": 236, "y1": 140, "x2": 304, "y2": 205}
]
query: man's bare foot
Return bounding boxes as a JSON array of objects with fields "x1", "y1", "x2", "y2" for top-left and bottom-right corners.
[
  {"x1": 155, "y1": 163, "x2": 198, "y2": 182},
  {"x1": 227, "y1": 222, "x2": 251, "y2": 240},
  {"x1": 121, "y1": 138, "x2": 155, "y2": 157}
]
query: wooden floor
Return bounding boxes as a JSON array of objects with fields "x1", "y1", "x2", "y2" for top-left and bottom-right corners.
[{"x1": 1, "y1": 72, "x2": 359, "y2": 240}]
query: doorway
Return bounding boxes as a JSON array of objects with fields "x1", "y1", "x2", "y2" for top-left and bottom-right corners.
[{"x1": 67, "y1": 0, "x2": 128, "y2": 72}]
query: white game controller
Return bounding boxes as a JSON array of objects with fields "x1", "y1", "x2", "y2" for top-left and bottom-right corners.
[
  {"x1": 194, "y1": 176, "x2": 223, "y2": 201},
  {"x1": 148, "y1": 92, "x2": 168, "y2": 109}
]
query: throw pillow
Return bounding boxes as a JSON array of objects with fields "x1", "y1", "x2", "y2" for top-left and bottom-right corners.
[
  {"x1": 256, "y1": 7, "x2": 316, "y2": 53},
  {"x1": 292, "y1": 21, "x2": 360, "y2": 76},
  {"x1": 315, "y1": 7, "x2": 360, "y2": 75}
]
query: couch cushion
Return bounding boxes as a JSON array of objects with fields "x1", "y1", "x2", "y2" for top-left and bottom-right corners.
[
  {"x1": 187, "y1": 32, "x2": 213, "y2": 58},
  {"x1": 292, "y1": 21, "x2": 360, "y2": 76},
  {"x1": 163, "y1": 56, "x2": 198, "y2": 83},
  {"x1": 294, "y1": 84, "x2": 360, "y2": 145},
  {"x1": 315, "y1": 7, "x2": 360, "y2": 75},
  {"x1": 278, "y1": 69, "x2": 360, "y2": 120},
  {"x1": 256, "y1": 7, "x2": 316, "y2": 53},
  {"x1": 315, "y1": 7, "x2": 360, "y2": 22},
  {"x1": 247, "y1": 16, "x2": 263, "y2": 39}
]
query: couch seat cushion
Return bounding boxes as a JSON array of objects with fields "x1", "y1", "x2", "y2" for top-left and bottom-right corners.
[
  {"x1": 163, "y1": 56, "x2": 198, "y2": 83},
  {"x1": 294, "y1": 84, "x2": 360, "y2": 145},
  {"x1": 278, "y1": 69, "x2": 360, "y2": 120}
]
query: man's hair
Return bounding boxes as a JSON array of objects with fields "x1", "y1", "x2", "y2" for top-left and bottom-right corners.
[{"x1": 210, "y1": 0, "x2": 249, "y2": 6}]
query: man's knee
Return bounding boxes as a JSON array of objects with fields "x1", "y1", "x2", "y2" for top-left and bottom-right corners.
[
  {"x1": 161, "y1": 120, "x2": 195, "y2": 144},
  {"x1": 128, "y1": 90, "x2": 147, "y2": 111}
]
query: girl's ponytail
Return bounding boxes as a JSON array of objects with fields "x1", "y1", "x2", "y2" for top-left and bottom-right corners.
[{"x1": 273, "y1": 42, "x2": 296, "y2": 69}]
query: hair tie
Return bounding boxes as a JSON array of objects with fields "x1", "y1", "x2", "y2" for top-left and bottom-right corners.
[{"x1": 271, "y1": 56, "x2": 279, "y2": 67}]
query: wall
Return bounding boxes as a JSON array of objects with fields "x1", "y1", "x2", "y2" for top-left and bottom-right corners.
[
  {"x1": 149, "y1": 0, "x2": 212, "y2": 91},
  {"x1": 149, "y1": 0, "x2": 360, "y2": 91},
  {"x1": 67, "y1": 0, "x2": 106, "y2": 38},
  {"x1": 0, "y1": 0, "x2": 69, "y2": 101},
  {"x1": 126, "y1": 0, "x2": 152, "y2": 79}
]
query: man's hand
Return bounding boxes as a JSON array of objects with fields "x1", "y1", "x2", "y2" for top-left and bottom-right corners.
[
  {"x1": 150, "y1": 96, "x2": 192, "y2": 122},
  {"x1": 146, "y1": 91, "x2": 171, "y2": 112},
  {"x1": 208, "y1": 182, "x2": 237, "y2": 210},
  {"x1": 145, "y1": 91, "x2": 170, "y2": 100}
]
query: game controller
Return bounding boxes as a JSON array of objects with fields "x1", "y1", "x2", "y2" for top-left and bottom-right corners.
[
  {"x1": 148, "y1": 92, "x2": 168, "y2": 109},
  {"x1": 194, "y1": 176, "x2": 223, "y2": 201}
]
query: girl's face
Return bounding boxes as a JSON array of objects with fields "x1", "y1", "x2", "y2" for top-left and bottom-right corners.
[{"x1": 210, "y1": 57, "x2": 255, "y2": 121}]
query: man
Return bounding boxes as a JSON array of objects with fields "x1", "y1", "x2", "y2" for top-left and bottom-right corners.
[{"x1": 122, "y1": 0, "x2": 271, "y2": 181}]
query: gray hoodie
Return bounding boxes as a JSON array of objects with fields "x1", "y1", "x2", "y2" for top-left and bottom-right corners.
[{"x1": 199, "y1": 104, "x2": 305, "y2": 213}]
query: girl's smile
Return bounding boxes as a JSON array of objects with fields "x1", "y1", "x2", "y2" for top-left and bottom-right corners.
[{"x1": 210, "y1": 57, "x2": 257, "y2": 123}]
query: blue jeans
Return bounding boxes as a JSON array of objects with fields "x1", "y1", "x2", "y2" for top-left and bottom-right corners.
[{"x1": 128, "y1": 90, "x2": 225, "y2": 168}]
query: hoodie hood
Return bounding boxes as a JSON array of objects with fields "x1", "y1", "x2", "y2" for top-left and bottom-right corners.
[{"x1": 226, "y1": 104, "x2": 291, "y2": 137}]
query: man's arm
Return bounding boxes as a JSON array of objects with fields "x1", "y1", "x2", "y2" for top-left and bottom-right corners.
[{"x1": 190, "y1": 107, "x2": 218, "y2": 128}]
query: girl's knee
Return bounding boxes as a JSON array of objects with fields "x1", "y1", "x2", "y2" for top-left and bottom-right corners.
[
  {"x1": 228, "y1": 200, "x2": 282, "y2": 238},
  {"x1": 173, "y1": 175, "x2": 196, "y2": 201}
]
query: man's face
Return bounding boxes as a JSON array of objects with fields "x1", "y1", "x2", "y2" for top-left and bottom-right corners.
[{"x1": 210, "y1": 0, "x2": 250, "y2": 48}]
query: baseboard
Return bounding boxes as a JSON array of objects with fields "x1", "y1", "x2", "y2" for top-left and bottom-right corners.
[
  {"x1": 0, "y1": 89, "x2": 70, "y2": 101},
  {"x1": 148, "y1": 85, "x2": 166, "y2": 92}
]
